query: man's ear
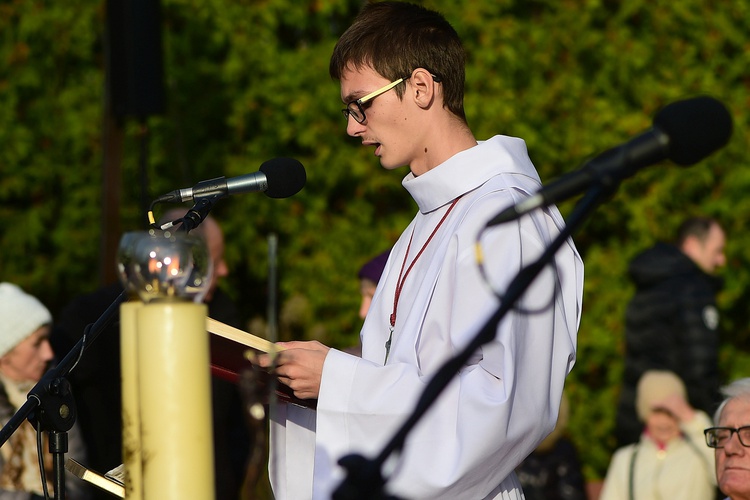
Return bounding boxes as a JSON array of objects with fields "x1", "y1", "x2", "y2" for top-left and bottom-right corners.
[
  {"x1": 410, "y1": 68, "x2": 438, "y2": 109},
  {"x1": 680, "y1": 235, "x2": 702, "y2": 261}
]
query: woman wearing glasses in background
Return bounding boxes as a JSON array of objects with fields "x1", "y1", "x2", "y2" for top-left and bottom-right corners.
[{"x1": 705, "y1": 378, "x2": 750, "y2": 500}]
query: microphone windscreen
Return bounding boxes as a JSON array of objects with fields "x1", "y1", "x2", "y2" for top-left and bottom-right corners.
[
  {"x1": 260, "y1": 157, "x2": 307, "y2": 198},
  {"x1": 653, "y1": 96, "x2": 732, "y2": 166}
]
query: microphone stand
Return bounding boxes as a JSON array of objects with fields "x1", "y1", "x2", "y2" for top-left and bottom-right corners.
[
  {"x1": 0, "y1": 199, "x2": 215, "y2": 499},
  {"x1": 333, "y1": 182, "x2": 613, "y2": 500},
  {"x1": 170, "y1": 196, "x2": 218, "y2": 233}
]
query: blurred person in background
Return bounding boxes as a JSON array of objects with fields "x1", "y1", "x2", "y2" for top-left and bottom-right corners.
[
  {"x1": 705, "y1": 377, "x2": 750, "y2": 500},
  {"x1": 602, "y1": 370, "x2": 715, "y2": 500},
  {"x1": 357, "y1": 250, "x2": 390, "y2": 321},
  {"x1": 514, "y1": 392, "x2": 587, "y2": 500},
  {"x1": 616, "y1": 216, "x2": 726, "y2": 448},
  {"x1": 0, "y1": 282, "x2": 90, "y2": 500},
  {"x1": 343, "y1": 249, "x2": 392, "y2": 358}
]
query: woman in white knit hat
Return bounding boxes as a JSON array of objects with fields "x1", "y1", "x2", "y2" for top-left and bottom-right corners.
[
  {"x1": 600, "y1": 370, "x2": 716, "y2": 500},
  {"x1": 0, "y1": 282, "x2": 90, "y2": 499}
]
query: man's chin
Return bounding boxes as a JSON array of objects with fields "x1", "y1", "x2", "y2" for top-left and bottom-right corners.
[
  {"x1": 721, "y1": 468, "x2": 750, "y2": 491},
  {"x1": 378, "y1": 158, "x2": 407, "y2": 171},
  {"x1": 203, "y1": 288, "x2": 216, "y2": 303}
]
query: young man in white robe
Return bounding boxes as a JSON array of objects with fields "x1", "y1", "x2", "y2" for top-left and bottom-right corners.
[{"x1": 259, "y1": 2, "x2": 584, "y2": 498}]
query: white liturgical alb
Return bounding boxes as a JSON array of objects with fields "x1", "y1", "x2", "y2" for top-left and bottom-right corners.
[{"x1": 269, "y1": 135, "x2": 584, "y2": 500}]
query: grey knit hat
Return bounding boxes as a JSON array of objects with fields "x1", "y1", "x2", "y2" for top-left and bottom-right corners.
[{"x1": 0, "y1": 283, "x2": 52, "y2": 357}]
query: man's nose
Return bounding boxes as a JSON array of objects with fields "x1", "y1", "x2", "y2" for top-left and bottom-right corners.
[
  {"x1": 41, "y1": 339, "x2": 55, "y2": 361},
  {"x1": 724, "y1": 431, "x2": 747, "y2": 454},
  {"x1": 215, "y1": 258, "x2": 229, "y2": 278},
  {"x1": 346, "y1": 115, "x2": 366, "y2": 137}
]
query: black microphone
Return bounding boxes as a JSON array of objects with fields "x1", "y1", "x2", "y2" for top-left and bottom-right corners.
[
  {"x1": 155, "y1": 157, "x2": 306, "y2": 203},
  {"x1": 488, "y1": 96, "x2": 732, "y2": 226}
]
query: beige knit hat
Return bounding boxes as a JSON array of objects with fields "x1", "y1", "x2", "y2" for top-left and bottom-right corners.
[
  {"x1": 636, "y1": 370, "x2": 687, "y2": 421},
  {"x1": 0, "y1": 283, "x2": 52, "y2": 357}
]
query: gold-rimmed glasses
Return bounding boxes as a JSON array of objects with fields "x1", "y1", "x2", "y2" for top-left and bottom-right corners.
[{"x1": 341, "y1": 77, "x2": 409, "y2": 124}]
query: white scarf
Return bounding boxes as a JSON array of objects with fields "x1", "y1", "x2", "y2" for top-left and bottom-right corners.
[{"x1": 0, "y1": 373, "x2": 53, "y2": 495}]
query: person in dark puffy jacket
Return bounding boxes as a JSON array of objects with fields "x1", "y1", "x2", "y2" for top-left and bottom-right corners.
[
  {"x1": 515, "y1": 393, "x2": 587, "y2": 500},
  {"x1": 615, "y1": 216, "x2": 726, "y2": 448}
]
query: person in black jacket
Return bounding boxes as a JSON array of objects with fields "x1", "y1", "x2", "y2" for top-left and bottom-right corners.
[
  {"x1": 615, "y1": 216, "x2": 726, "y2": 448},
  {"x1": 515, "y1": 393, "x2": 587, "y2": 500}
]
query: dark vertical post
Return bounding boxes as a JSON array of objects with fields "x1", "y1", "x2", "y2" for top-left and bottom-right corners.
[{"x1": 100, "y1": 0, "x2": 166, "y2": 285}]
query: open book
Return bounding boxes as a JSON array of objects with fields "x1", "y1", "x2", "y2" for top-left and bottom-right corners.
[
  {"x1": 207, "y1": 318, "x2": 316, "y2": 409},
  {"x1": 66, "y1": 458, "x2": 125, "y2": 498}
]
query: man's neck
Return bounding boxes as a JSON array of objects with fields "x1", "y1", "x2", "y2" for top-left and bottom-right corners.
[{"x1": 409, "y1": 118, "x2": 477, "y2": 176}]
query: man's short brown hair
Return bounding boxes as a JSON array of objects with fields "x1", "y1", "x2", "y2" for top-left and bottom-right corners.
[{"x1": 329, "y1": 1, "x2": 467, "y2": 122}]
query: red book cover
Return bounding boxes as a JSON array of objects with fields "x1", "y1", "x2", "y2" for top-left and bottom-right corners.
[{"x1": 206, "y1": 318, "x2": 316, "y2": 409}]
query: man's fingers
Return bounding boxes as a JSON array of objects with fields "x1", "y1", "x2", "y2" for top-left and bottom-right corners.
[{"x1": 257, "y1": 349, "x2": 289, "y2": 368}]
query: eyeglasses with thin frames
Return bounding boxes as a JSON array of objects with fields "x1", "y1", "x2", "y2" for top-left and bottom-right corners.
[
  {"x1": 341, "y1": 77, "x2": 409, "y2": 124},
  {"x1": 704, "y1": 426, "x2": 750, "y2": 448}
]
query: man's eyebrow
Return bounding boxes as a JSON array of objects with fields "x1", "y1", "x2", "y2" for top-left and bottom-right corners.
[{"x1": 342, "y1": 89, "x2": 366, "y2": 103}]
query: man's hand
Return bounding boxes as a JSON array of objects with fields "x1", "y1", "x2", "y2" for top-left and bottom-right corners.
[
  {"x1": 653, "y1": 393, "x2": 696, "y2": 423},
  {"x1": 258, "y1": 341, "x2": 330, "y2": 400}
]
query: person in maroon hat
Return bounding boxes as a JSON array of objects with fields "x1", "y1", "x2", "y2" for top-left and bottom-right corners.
[
  {"x1": 344, "y1": 250, "x2": 392, "y2": 358},
  {"x1": 357, "y1": 250, "x2": 391, "y2": 320}
]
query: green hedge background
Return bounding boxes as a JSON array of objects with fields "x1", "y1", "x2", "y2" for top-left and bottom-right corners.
[{"x1": 2, "y1": 0, "x2": 749, "y2": 481}]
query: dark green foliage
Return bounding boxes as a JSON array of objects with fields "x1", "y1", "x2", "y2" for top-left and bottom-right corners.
[{"x1": 1, "y1": 0, "x2": 749, "y2": 482}]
